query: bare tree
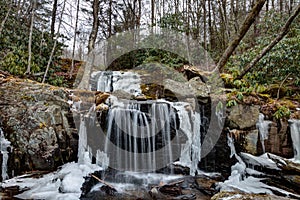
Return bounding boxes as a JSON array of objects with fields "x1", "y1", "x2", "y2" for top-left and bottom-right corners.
[
  {"x1": 42, "y1": 0, "x2": 66, "y2": 83},
  {"x1": 51, "y1": 0, "x2": 58, "y2": 37},
  {"x1": 88, "y1": 0, "x2": 100, "y2": 54},
  {"x1": 25, "y1": 0, "x2": 37, "y2": 75},
  {"x1": 237, "y1": 4, "x2": 300, "y2": 79},
  {"x1": 69, "y1": 0, "x2": 80, "y2": 78},
  {"x1": 216, "y1": 0, "x2": 267, "y2": 72}
]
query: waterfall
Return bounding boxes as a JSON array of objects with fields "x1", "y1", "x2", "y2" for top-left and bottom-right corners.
[
  {"x1": 92, "y1": 70, "x2": 203, "y2": 175},
  {"x1": 288, "y1": 119, "x2": 300, "y2": 162},
  {"x1": 91, "y1": 71, "x2": 141, "y2": 95},
  {"x1": 104, "y1": 100, "x2": 179, "y2": 172},
  {"x1": 0, "y1": 127, "x2": 11, "y2": 181},
  {"x1": 256, "y1": 113, "x2": 272, "y2": 153}
]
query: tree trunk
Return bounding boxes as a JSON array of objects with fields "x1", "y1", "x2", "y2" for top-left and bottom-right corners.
[
  {"x1": 216, "y1": 0, "x2": 266, "y2": 72},
  {"x1": 25, "y1": 0, "x2": 37, "y2": 75},
  {"x1": 51, "y1": 0, "x2": 58, "y2": 37},
  {"x1": 42, "y1": 0, "x2": 66, "y2": 83},
  {"x1": 0, "y1": 3, "x2": 12, "y2": 36},
  {"x1": 69, "y1": 0, "x2": 80, "y2": 78},
  {"x1": 88, "y1": 0, "x2": 100, "y2": 54},
  {"x1": 203, "y1": 0, "x2": 207, "y2": 49},
  {"x1": 237, "y1": 4, "x2": 300, "y2": 79},
  {"x1": 208, "y1": 0, "x2": 214, "y2": 49},
  {"x1": 151, "y1": 0, "x2": 155, "y2": 26}
]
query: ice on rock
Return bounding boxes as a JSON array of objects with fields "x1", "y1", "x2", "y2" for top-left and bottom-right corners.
[
  {"x1": 288, "y1": 119, "x2": 300, "y2": 162},
  {"x1": 2, "y1": 162, "x2": 102, "y2": 200},
  {"x1": 0, "y1": 127, "x2": 11, "y2": 181},
  {"x1": 256, "y1": 113, "x2": 272, "y2": 153}
]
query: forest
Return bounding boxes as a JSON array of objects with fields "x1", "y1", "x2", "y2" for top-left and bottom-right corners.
[
  {"x1": 0, "y1": 0, "x2": 299, "y2": 117},
  {"x1": 0, "y1": 0, "x2": 300, "y2": 199}
]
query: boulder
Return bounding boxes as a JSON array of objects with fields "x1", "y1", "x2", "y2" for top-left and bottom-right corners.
[
  {"x1": 0, "y1": 76, "x2": 78, "y2": 176},
  {"x1": 227, "y1": 104, "x2": 260, "y2": 129}
]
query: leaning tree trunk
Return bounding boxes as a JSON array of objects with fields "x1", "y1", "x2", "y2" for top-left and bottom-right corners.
[
  {"x1": 237, "y1": 4, "x2": 300, "y2": 79},
  {"x1": 216, "y1": 0, "x2": 267, "y2": 72},
  {"x1": 0, "y1": 3, "x2": 12, "y2": 36}
]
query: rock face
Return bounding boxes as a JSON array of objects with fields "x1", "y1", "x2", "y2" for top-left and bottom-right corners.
[
  {"x1": 0, "y1": 76, "x2": 78, "y2": 176},
  {"x1": 227, "y1": 104, "x2": 260, "y2": 129}
]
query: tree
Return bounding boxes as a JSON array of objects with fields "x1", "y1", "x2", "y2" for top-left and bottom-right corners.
[
  {"x1": 25, "y1": 0, "x2": 37, "y2": 75},
  {"x1": 42, "y1": 0, "x2": 66, "y2": 83},
  {"x1": 50, "y1": 0, "x2": 58, "y2": 37},
  {"x1": 0, "y1": 1, "x2": 12, "y2": 36},
  {"x1": 216, "y1": 0, "x2": 267, "y2": 72},
  {"x1": 69, "y1": 0, "x2": 80, "y2": 78},
  {"x1": 87, "y1": 0, "x2": 100, "y2": 54},
  {"x1": 237, "y1": 4, "x2": 300, "y2": 79}
]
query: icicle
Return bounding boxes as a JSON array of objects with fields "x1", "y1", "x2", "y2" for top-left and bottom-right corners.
[
  {"x1": 256, "y1": 113, "x2": 272, "y2": 153},
  {"x1": 77, "y1": 118, "x2": 91, "y2": 164},
  {"x1": 288, "y1": 119, "x2": 300, "y2": 162},
  {"x1": 0, "y1": 127, "x2": 11, "y2": 181},
  {"x1": 96, "y1": 150, "x2": 109, "y2": 170}
]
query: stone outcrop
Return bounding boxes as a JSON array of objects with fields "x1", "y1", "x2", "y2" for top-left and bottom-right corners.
[
  {"x1": 0, "y1": 75, "x2": 78, "y2": 176},
  {"x1": 227, "y1": 104, "x2": 260, "y2": 129}
]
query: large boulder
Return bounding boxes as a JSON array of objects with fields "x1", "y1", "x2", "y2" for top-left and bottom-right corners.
[
  {"x1": 0, "y1": 76, "x2": 78, "y2": 176},
  {"x1": 227, "y1": 104, "x2": 260, "y2": 129}
]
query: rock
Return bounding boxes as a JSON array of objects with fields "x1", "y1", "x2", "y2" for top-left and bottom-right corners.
[
  {"x1": 211, "y1": 191, "x2": 293, "y2": 200},
  {"x1": 163, "y1": 78, "x2": 210, "y2": 100},
  {"x1": 0, "y1": 77, "x2": 78, "y2": 175},
  {"x1": 227, "y1": 104, "x2": 260, "y2": 129},
  {"x1": 95, "y1": 91, "x2": 110, "y2": 105},
  {"x1": 96, "y1": 103, "x2": 109, "y2": 111},
  {"x1": 187, "y1": 77, "x2": 210, "y2": 98},
  {"x1": 263, "y1": 120, "x2": 293, "y2": 158},
  {"x1": 110, "y1": 90, "x2": 132, "y2": 100}
]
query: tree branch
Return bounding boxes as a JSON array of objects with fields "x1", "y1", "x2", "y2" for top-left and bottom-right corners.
[
  {"x1": 237, "y1": 4, "x2": 300, "y2": 79},
  {"x1": 216, "y1": 0, "x2": 267, "y2": 72}
]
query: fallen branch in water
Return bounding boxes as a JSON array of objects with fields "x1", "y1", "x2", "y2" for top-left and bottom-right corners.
[{"x1": 91, "y1": 174, "x2": 115, "y2": 189}]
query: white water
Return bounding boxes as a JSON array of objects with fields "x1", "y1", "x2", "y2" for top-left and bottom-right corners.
[
  {"x1": 288, "y1": 119, "x2": 300, "y2": 162},
  {"x1": 173, "y1": 102, "x2": 201, "y2": 175},
  {"x1": 256, "y1": 113, "x2": 272, "y2": 153},
  {"x1": 92, "y1": 71, "x2": 141, "y2": 96},
  {"x1": 0, "y1": 127, "x2": 11, "y2": 181},
  {"x1": 92, "y1": 70, "x2": 203, "y2": 174}
]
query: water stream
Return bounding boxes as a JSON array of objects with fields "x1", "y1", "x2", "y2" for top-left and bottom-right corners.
[{"x1": 91, "y1": 71, "x2": 203, "y2": 175}]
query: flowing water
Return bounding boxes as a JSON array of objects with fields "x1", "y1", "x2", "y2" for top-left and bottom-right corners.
[
  {"x1": 0, "y1": 127, "x2": 11, "y2": 181},
  {"x1": 90, "y1": 71, "x2": 203, "y2": 175}
]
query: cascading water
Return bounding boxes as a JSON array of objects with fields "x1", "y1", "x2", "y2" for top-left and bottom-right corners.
[
  {"x1": 0, "y1": 127, "x2": 11, "y2": 181},
  {"x1": 91, "y1": 71, "x2": 142, "y2": 95},
  {"x1": 104, "y1": 100, "x2": 179, "y2": 172},
  {"x1": 288, "y1": 119, "x2": 300, "y2": 162},
  {"x1": 256, "y1": 113, "x2": 272, "y2": 153},
  {"x1": 92, "y1": 71, "x2": 203, "y2": 175}
]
